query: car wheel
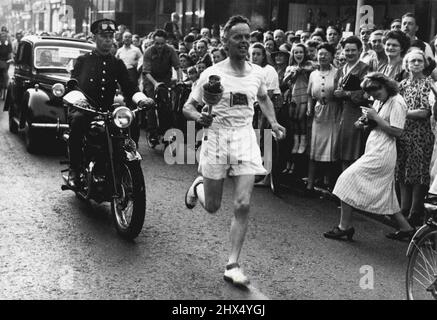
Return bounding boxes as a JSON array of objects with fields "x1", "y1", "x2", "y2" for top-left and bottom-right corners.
[
  {"x1": 24, "y1": 122, "x2": 39, "y2": 154},
  {"x1": 8, "y1": 109, "x2": 18, "y2": 134}
]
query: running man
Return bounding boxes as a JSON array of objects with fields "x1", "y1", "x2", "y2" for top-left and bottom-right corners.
[{"x1": 183, "y1": 15, "x2": 286, "y2": 287}]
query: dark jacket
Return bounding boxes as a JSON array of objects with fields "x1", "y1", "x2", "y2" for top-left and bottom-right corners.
[{"x1": 71, "y1": 50, "x2": 139, "y2": 110}]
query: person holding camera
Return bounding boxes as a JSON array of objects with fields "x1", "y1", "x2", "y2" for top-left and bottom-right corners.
[{"x1": 324, "y1": 72, "x2": 414, "y2": 241}]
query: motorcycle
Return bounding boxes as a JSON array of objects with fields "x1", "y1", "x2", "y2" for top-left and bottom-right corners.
[{"x1": 60, "y1": 80, "x2": 149, "y2": 240}]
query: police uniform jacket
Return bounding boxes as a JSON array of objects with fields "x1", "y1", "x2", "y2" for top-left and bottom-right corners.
[{"x1": 71, "y1": 50, "x2": 139, "y2": 110}]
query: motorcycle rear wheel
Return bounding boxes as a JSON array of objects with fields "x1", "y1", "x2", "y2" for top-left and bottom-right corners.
[{"x1": 111, "y1": 161, "x2": 146, "y2": 240}]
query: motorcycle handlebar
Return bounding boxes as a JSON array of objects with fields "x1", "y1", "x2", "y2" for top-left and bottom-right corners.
[{"x1": 65, "y1": 101, "x2": 151, "y2": 116}]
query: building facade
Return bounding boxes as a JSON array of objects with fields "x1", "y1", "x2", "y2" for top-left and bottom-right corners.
[
  {"x1": 0, "y1": 0, "x2": 77, "y2": 35},
  {"x1": 276, "y1": 0, "x2": 437, "y2": 42},
  {"x1": 1, "y1": 0, "x2": 437, "y2": 42}
]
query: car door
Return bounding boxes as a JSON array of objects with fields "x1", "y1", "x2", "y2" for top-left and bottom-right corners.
[{"x1": 13, "y1": 41, "x2": 32, "y2": 119}]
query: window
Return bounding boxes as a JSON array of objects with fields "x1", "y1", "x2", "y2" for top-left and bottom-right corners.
[{"x1": 34, "y1": 46, "x2": 91, "y2": 70}]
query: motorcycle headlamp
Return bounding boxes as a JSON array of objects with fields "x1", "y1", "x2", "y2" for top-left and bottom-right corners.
[
  {"x1": 52, "y1": 83, "x2": 65, "y2": 97},
  {"x1": 113, "y1": 106, "x2": 134, "y2": 129}
]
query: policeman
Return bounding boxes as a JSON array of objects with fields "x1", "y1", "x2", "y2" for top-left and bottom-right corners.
[{"x1": 68, "y1": 19, "x2": 153, "y2": 185}]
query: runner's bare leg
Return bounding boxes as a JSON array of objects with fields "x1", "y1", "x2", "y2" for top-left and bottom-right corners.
[
  {"x1": 196, "y1": 177, "x2": 225, "y2": 213},
  {"x1": 228, "y1": 175, "x2": 255, "y2": 265}
]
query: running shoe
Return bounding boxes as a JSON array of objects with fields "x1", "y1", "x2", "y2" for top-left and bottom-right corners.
[
  {"x1": 185, "y1": 176, "x2": 203, "y2": 209},
  {"x1": 224, "y1": 263, "x2": 250, "y2": 287}
]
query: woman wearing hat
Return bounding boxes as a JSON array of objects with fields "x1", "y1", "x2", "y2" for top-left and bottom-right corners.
[
  {"x1": 271, "y1": 44, "x2": 290, "y2": 89},
  {"x1": 271, "y1": 44, "x2": 292, "y2": 171}
]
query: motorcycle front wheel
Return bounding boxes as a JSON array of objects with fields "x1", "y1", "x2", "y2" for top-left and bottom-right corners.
[{"x1": 111, "y1": 161, "x2": 146, "y2": 240}]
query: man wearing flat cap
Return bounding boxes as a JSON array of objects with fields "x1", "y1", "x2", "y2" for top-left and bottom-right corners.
[{"x1": 67, "y1": 18, "x2": 154, "y2": 185}]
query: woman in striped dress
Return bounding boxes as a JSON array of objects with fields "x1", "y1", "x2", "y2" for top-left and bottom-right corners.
[{"x1": 324, "y1": 73, "x2": 415, "y2": 241}]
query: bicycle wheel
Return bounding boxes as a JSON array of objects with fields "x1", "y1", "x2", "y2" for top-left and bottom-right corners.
[{"x1": 406, "y1": 227, "x2": 437, "y2": 300}]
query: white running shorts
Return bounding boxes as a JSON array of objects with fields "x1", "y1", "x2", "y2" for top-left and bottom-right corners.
[{"x1": 198, "y1": 125, "x2": 267, "y2": 180}]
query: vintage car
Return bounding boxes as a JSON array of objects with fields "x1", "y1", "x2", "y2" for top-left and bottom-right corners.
[{"x1": 3, "y1": 36, "x2": 95, "y2": 153}]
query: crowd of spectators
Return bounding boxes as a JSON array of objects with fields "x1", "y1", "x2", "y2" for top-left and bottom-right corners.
[{"x1": 4, "y1": 9, "x2": 437, "y2": 240}]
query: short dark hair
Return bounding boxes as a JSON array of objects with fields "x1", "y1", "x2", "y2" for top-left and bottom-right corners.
[
  {"x1": 179, "y1": 53, "x2": 193, "y2": 66},
  {"x1": 326, "y1": 25, "x2": 340, "y2": 34},
  {"x1": 391, "y1": 18, "x2": 401, "y2": 25},
  {"x1": 383, "y1": 30, "x2": 410, "y2": 55},
  {"x1": 223, "y1": 15, "x2": 250, "y2": 40},
  {"x1": 184, "y1": 34, "x2": 195, "y2": 43},
  {"x1": 211, "y1": 47, "x2": 227, "y2": 59},
  {"x1": 250, "y1": 42, "x2": 268, "y2": 67},
  {"x1": 402, "y1": 12, "x2": 416, "y2": 23},
  {"x1": 306, "y1": 40, "x2": 321, "y2": 48},
  {"x1": 410, "y1": 39, "x2": 426, "y2": 52},
  {"x1": 361, "y1": 72, "x2": 399, "y2": 97},
  {"x1": 196, "y1": 38, "x2": 209, "y2": 48},
  {"x1": 341, "y1": 35, "x2": 363, "y2": 50},
  {"x1": 153, "y1": 29, "x2": 167, "y2": 39},
  {"x1": 317, "y1": 42, "x2": 336, "y2": 57},
  {"x1": 310, "y1": 31, "x2": 326, "y2": 42}
]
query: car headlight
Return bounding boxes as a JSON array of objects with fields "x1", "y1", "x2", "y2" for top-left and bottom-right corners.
[
  {"x1": 52, "y1": 83, "x2": 65, "y2": 97},
  {"x1": 113, "y1": 106, "x2": 134, "y2": 129}
]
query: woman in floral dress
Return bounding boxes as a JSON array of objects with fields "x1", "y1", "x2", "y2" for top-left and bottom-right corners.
[
  {"x1": 305, "y1": 43, "x2": 341, "y2": 196},
  {"x1": 396, "y1": 49, "x2": 436, "y2": 230}
]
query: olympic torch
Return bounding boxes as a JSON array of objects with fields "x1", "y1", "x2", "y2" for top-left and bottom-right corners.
[{"x1": 202, "y1": 75, "x2": 223, "y2": 140}]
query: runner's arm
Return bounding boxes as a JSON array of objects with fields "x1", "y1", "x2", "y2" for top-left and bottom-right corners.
[
  {"x1": 183, "y1": 96, "x2": 213, "y2": 127},
  {"x1": 183, "y1": 96, "x2": 202, "y2": 122}
]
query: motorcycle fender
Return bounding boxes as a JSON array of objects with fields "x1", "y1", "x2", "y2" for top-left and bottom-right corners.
[
  {"x1": 125, "y1": 150, "x2": 142, "y2": 162},
  {"x1": 406, "y1": 224, "x2": 430, "y2": 257}
]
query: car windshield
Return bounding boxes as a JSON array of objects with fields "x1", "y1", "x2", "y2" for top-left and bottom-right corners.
[{"x1": 34, "y1": 46, "x2": 91, "y2": 70}]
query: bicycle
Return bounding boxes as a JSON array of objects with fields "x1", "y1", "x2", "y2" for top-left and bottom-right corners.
[
  {"x1": 145, "y1": 82, "x2": 176, "y2": 150},
  {"x1": 253, "y1": 99, "x2": 284, "y2": 195},
  {"x1": 171, "y1": 81, "x2": 191, "y2": 135},
  {"x1": 405, "y1": 195, "x2": 437, "y2": 300}
]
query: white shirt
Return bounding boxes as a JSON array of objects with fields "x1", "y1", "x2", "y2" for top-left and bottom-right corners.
[
  {"x1": 191, "y1": 59, "x2": 267, "y2": 128},
  {"x1": 115, "y1": 45, "x2": 142, "y2": 70},
  {"x1": 263, "y1": 64, "x2": 280, "y2": 95}
]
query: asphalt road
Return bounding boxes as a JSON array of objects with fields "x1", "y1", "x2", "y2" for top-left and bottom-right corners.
[{"x1": 0, "y1": 101, "x2": 410, "y2": 300}]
